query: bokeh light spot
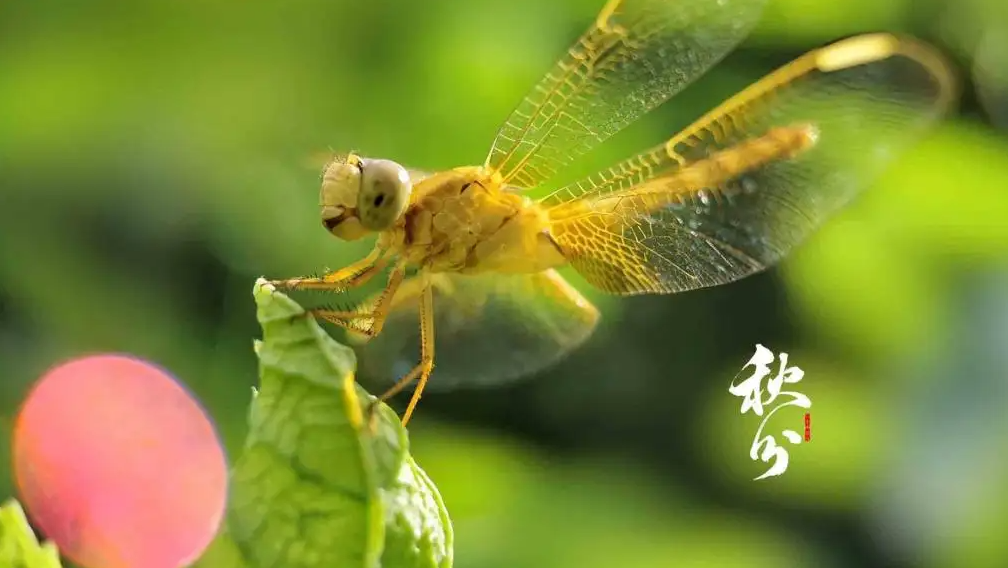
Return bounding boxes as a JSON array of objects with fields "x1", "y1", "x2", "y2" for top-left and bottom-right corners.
[{"x1": 12, "y1": 354, "x2": 228, "y2": 568}]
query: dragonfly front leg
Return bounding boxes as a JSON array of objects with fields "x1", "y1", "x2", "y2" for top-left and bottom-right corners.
[
  {"x1": 372, "y1": 280, "x2": 434, "y2": 427},
  {"x1": 269, "y1": 245, "x2": 387, "y2": 292},
  {"x1": 309, "y1": 261, "x2": 406, "y2": 337}
]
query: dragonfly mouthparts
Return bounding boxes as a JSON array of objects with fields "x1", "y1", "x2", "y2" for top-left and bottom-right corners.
[{"x1": 322, "y1": 206, "x2": 349, "y2": 230}]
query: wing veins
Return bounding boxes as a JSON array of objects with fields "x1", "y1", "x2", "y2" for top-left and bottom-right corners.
[
  {"x1": 495, "y1": 25, "x2": 629, "y2": 178},
  {"x1": 485, "y1": 0, "x2": 771, "y2": 191}
]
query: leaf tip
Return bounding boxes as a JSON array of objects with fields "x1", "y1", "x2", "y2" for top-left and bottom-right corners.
[{"x1": 253, "y1": 277, "x2": 308, "y2": 324}]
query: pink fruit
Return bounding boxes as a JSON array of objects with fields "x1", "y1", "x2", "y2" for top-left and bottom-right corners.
[{"x1": 13, "y1": 354, "x2": 228, "y2": 568}]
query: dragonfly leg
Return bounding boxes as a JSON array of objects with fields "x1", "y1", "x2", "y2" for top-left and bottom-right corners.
[
  {"x1": 309, "y1": 261, "x2": 406, "y2": 337},
  {"x1": 269, "y1": 245, "x2": 386, "y2": 292},
  {"x1": 371, "y1": 281, "x2": 434, "y2": 426}
]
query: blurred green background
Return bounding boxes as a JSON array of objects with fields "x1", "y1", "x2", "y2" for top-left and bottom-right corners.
[{"x1": 2, "y1": 0, "x2": 1008, "y2": 566}]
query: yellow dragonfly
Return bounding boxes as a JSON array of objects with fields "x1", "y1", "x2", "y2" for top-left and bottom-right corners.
[{"x1": 270, "y1": 0, "x2": 956, "y2": 425}]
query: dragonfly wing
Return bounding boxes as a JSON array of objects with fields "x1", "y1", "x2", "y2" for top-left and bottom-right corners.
[
  {"x1": 546, "y1": 35, "x2": 956, "y2": 295},
  {"x1": 485, "y1": 0, "x2": 768, "y2": 191},
  {"x1": 346, "y1": 269, "x2": 600, "y2": 391}
]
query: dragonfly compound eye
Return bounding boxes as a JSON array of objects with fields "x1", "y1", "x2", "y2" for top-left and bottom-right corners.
[{"x1": 357, "y1": 158, "x2": 412, "y2": 230}]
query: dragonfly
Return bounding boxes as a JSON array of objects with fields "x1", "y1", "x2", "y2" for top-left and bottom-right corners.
[{"x1": 269, "y1": 0, "x2": 956, "y2": 426}]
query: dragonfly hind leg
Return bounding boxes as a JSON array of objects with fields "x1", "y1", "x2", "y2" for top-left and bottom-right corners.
[{"x1": 367, "y1": 278, "x2": 435, "y2": 427}]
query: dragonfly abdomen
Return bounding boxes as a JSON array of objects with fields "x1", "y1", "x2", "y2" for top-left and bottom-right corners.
[
  {"x1": 630, "y1": 123, "x2": 820, "y2": 216},
  {"x1": 671, "y1": 124, "x2": 819, "y2": 197}
]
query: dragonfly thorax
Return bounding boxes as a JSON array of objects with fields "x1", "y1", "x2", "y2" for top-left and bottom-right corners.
[{"x1": 394, "y1": 167, "x2": 567, "y2": 275}]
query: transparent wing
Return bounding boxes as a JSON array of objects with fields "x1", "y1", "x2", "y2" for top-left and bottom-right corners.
[
  {"x1": 484, "y1": 0, "x2": 768, "y2": 191},
  {"x1": 545, "y1": 34, "x2": 957, "y2": 295},
  {"x1": 346, "y1": 270, "x2": 600, "y2": 391}
]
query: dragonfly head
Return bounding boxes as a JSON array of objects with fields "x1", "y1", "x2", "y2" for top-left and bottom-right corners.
[{"x1": 320, "y1": 153, "x2": 413, "y2": 241}]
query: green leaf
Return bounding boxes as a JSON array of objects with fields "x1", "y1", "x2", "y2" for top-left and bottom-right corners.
[
  {"x1": 0, "y1": 500, "x2": 62, "y2": 568},
  {"x1": 193, "y1": 279, "x2": 452, "y2": 568}
]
